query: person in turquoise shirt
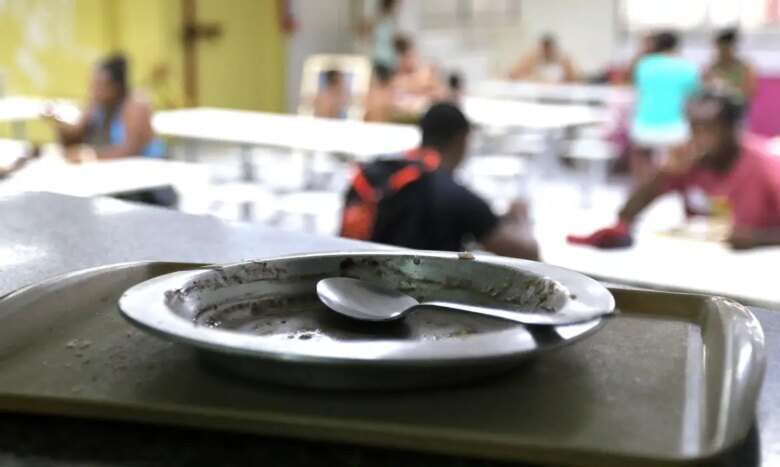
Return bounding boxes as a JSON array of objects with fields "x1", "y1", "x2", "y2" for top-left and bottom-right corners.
[
  {"x1": 630, "y1": 31, "x2": 699, "y2": 182},
  {"x1": 49, "y1": 54, "x2": 165, "y2": 160}
]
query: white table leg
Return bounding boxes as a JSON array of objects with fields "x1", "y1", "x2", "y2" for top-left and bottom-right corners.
[
  {"x1": 239, "y1": 200, "x2": 254, "y2": 222},
  {"x1": 183, "y1": 138, "x2": 200, "y2": 163},
  {"x1": 240, "y1": 144, "x2": 254, "y2": 182},
  {"x1": 539, "y1": 128, "x2": 561, "y2": 178},
  {"x1": 301, "y1": 149, "x2": 315, "y2": 190},
  {"x1": 238, "y1": 144, "x2": 256, "y2": 222}
]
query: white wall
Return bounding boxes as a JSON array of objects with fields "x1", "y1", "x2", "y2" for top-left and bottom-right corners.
[
  {"x1": 284, "y1": 0, "x2": 780, "y2": 111},
  {"x1": 407, "y1": 0, "x2": 619, "y2": 87},
  {"x1": 286, "y1": 0, "x2": 355, "y2": 112},
  {"x1": 511, "y1": 0, "x2": 619, "y2": 76}
]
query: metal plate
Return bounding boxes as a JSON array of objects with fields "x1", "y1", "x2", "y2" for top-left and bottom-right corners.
[{"x1": 118, "y1": 251, "x2": 614, "y2": 389}]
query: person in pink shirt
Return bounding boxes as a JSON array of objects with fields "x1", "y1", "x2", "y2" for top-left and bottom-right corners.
[{"x1": 569, "y1": 92, "x2": 780, "y2": 250}]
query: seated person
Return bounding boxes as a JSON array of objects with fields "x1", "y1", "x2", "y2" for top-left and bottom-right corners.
[
  {"x1": 364, "y1": 64, "x2": 395, "y2": 122},
  {"x1": 447, "y1": 71, "x2": 464, "y2": 102},
  {"x1": 340, "y1": 102, "x2": 539, "y2": 260},
  {"x1": 569, "y1": 93, "x2": 780, "y2": 250},
  {"x1": 704, "y1": 28, "x2": 756, "y2": 114},
  {"x1": 509, "y1": 34, "x2": 577, "y2": 83},
  {"x1": 47, "y1": 54, "x2": 165, "y2": 161},
  {"x1": 391, "y1": 35, "x2": 449, "y2": 105},
  {"x1": 313, "y1": 69, "x2": 349, "y2": 119}
]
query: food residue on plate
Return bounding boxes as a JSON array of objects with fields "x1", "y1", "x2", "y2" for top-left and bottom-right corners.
[{"x1": 458, "y1": 251, "x2": 475, "y2": 260}]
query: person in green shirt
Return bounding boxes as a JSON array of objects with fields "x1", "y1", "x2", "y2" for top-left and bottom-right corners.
[{"x1": 704, "y1": 28, "x2": 757, "y2": 114}]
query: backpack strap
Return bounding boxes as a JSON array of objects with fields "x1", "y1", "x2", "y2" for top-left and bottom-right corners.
[
  {"x1": 405, "y1": 148, "x2": 442, "y2": 171},
  {"x1": 340, "y1": 148, "x2": 442, "y2": 240},
  {"x1": 351, "y1": 167, "x2": 377, "y2": 202}
]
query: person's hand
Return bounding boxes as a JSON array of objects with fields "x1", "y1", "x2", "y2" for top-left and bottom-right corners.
[
  {"x1": 40, "y1": 102, "x2": 60, "y2": 123},
  {"x1": 728, "y1": 229, "x2": 757, "y2": 250},
  {"x1": 567, "y1": 221, "x2": 633, "y2": 249},
  {"x1": 662, "y1": 142, "x2": 704, "y2": 176},
  {"x1": 64, "y1": 149, "x2": 83, "y2": 164},
  {"x1": 505, "y1": 200, "x2": 530, "y2": 224},
  {"x1": 64, "y1": 146, "x2": 97, "y2": 164}
]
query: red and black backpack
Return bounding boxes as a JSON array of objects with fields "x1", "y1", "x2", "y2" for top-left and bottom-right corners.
[{"x1": 340, "y1": 148, "x2": 441, "y2": 241}]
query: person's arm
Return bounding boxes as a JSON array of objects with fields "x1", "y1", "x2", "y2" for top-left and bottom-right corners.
[
  {"x1": 509, "y1": 53, "x2": 537, "y2": 80},
  {"x1": 622, "y1": 56, "x2": 641, "y2": 85},
  {"x1": 742, "y1": 63, "x2": 758, "y2": 102},
  {"x1": 729, "y1": 160, "x2": 780, "y2": 249},
  {"x1": 617, "y1": 171, "x2": 670, "y2": 224},
  {"x1": 729, "y1": 228, "x2": 780, "y2": 250},
  {"x1": 568, "y1": 153, "x2": 690, "y2": 248},
  {"x1": 46, "y1": 103, "x2": 92, "y2": 146},
  {"x1": 702, "y1": 64, "x2": 714, "y2": 84},
  {"x1": 421, "y1": 67, "x2": 449, "y2": 100},
  {"x1": 313, "y1": 93, "x2": 328, "y2": 118},
  {"x1": 567, "y1": 179, "x2": 667, "y2": 249},
  {"x1": 561, "y1": 56, "x2": 578, "y2": 82},
  {"x1": 96, "y1": 100, "x2": 153, "y2": 159},
  {"x1": 453, "y1": 186, "x2": 539, "y2": 260},
  {"x1": 481, "y1": 203, "x2": 540, "y2": 260},
  {"x1": 620, "y1": 143, "x2": 702, "y2": 223},
  {"x1": 356, "y1": 17, "x2": 375, "y2": 39}
]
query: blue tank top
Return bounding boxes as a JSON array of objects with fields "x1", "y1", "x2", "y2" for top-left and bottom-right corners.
[
  {"x1": 91, "y1": 105, "x2": 166, "y2": 158},
  {"x1": 634, "y1": 54, "x2": 699, "y2": 131}
]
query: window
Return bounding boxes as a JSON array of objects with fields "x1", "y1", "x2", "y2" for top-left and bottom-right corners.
[{"x1": 621, "y1": 0, "x2": 780, "y2": 32}]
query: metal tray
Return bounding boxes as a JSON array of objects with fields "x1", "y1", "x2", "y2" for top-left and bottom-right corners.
[
  {"x1": 118, "y1": 251, "x2": 615, "y2": 389},
  {"x1": 0, "y1": 261, "x2": 765, "y2": 466}
]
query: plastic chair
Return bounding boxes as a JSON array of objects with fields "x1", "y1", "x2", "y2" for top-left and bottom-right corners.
[{"x1": 297, "y1": 54, "x2": 372, "y2": 121}]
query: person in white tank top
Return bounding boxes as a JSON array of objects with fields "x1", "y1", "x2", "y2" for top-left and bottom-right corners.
[{"x1": 509, "y1": 34, "x2": 578, "y2": 83}]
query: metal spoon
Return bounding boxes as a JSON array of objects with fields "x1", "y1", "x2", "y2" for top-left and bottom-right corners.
[{"x1": 316, "y1": 277, "x2": 611, "y2": 326}]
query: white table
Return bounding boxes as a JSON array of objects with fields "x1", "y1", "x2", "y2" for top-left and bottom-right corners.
[
  {"x1": 153, "y1": 103, "x2": 602, "y2": 160},
  {"x1": 537, "y1": 222, "x2": 780, "y2": 309},
  {"x1": 0, "y1": 155, "x2": 209, "y2": 199},
  {"x1": 461, "y1": 96, "x2": 611, "y2": 187},
  {"x1": 154, "y1": 107, "x2": 419, "y2": 164},
  {"x1": 461, "y1": 96, "x2": 609, "y2": 132},
  {"x1": 153, "y1": 108, "x2": 421, "y2": 185},
  {"x1": 0, "y1": 96, "x2": 80, "y2": 139},
  {"x1": 476, "y1": 80, "x2": 634, "y2": 107},
  {"x1": 523, "y1": 181, "x2": 780, "y2": 308}
]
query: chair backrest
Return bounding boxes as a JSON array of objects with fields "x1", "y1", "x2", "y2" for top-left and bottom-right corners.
[{"x1": 298, "y1": 54, "x2": 372, "y2": 120}]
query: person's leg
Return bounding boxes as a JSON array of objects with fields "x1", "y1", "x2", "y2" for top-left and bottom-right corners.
[{"x1": 628, "y1": 145, "x2": 655, "y2": 187}]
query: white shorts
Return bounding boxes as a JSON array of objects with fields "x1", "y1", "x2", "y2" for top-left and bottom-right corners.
[{"x1": 630, "y1": 123, "x2": 690, "y2": 149}]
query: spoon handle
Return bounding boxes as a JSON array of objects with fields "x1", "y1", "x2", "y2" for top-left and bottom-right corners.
[{"x1": 417, "y1": 301, "x2": 600, "y2": 326}]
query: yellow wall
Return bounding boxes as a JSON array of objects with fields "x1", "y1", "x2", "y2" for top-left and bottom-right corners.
[
  {"x1": 0, "y1": 0, "x2": 111, "y2": 100},
  {"x1": 195, "y1": 0, "x2": 286, "y2": 112},
  {"x1": 0, "y1": 0, "x2": 286, "y2": 139},
  {"x1": 113, "y1": 0, "x2": 186, "y2": 109}
]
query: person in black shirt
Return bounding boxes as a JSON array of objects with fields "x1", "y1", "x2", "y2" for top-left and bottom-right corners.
[{"x1": 341, "y1": 102, "x2": 539, "y2": 260}]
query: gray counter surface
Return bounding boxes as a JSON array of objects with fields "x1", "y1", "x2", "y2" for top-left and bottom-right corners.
[{"x1": 0, "y1": 193, "x2": 775, "y2": 466}]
